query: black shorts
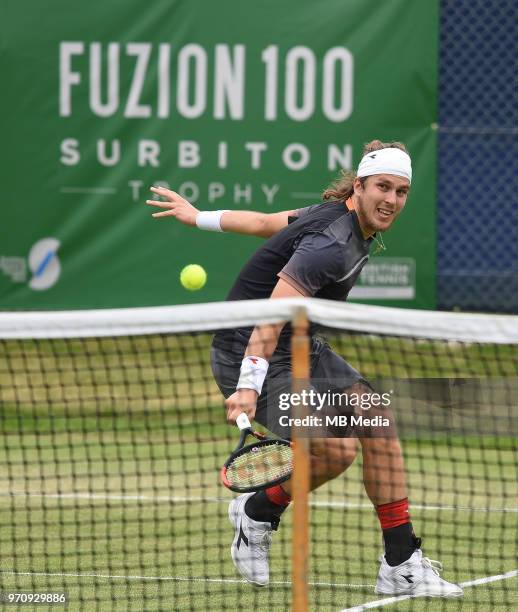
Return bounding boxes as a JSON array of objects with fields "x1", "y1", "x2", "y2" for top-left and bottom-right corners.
[{"x1": 210, "y1": 338, "x2": 372, "y2": 439}]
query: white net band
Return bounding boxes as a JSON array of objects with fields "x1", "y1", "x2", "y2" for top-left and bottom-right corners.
[{"x1": 0, "y1": 297, "x2": 517, "y2": 343}]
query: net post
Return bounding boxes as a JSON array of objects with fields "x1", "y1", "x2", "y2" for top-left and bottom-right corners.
[{"x1": 291, "y1": 306, "x2": 310, "y2": 612}]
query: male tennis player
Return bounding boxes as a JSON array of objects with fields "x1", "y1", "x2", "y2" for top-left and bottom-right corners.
[{"x1": 147, "y1": 141, "x2": 463, "y2": 599}]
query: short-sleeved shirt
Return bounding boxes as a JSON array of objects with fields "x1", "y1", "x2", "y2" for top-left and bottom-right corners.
[{"x1": 212, "y1": 200, "x2": 374, "y2": 354}]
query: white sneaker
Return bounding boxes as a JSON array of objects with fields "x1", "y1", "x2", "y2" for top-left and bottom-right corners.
[
  {"x1": 375, "y1": 549, "x2": 463, "y2": 598},
  {"x1": 228, "y1": 493, "x2": 274, "y2": 587}
]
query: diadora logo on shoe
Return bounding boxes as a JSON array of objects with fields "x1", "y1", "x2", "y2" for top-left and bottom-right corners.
[
  {"x1": 401, "y1": 573, "x2": 414, "y2": 583},
  {"x1": 236, "y1": 520, "x2": 249, "y2": 549}
]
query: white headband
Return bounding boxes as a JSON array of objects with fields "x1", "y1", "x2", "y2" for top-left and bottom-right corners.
[{"x1": 357, "y1": 148, "x2": 412, "y2": 183}]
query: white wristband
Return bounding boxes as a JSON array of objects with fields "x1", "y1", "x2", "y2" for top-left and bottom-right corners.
[
  {"x1": 236, "y1": 356, "x2": 269, "y2": 395},
  {"x1": 195, "y1": 210, "x2": 229, "y2": 232}
]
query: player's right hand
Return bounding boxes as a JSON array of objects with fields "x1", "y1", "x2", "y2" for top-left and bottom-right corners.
[
  {"x1": 225, "y1": 389, "x2": 258, "y2": 425},
  {"x1": 146, "y1": 187, "x2": 198, "y2": 226}
]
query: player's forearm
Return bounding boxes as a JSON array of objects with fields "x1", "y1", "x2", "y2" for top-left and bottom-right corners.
[
  {"x1": 147, "y1": 187, "x2": 291, "y2": 237},
  {"x1": 235, "y1": 323, "x2": 283, "y2": 395},
  {"x1": 220, "y1": 211, "x2": 270, "y2": 237},
  {"x1": 245, "y1": 323, "x2": 284, "y2": 362}
]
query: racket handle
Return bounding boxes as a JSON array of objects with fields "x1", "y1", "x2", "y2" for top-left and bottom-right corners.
[{"x1": 236, "y1": 412, "x2": 252, "y2": 431}]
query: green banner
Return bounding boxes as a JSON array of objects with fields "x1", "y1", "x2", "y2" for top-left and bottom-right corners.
[{"x1": 0, "y1": 0, "x2": 438, "y2": 310}]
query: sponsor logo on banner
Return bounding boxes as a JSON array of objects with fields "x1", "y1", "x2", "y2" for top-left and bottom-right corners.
[
  {"x1": 58, "y1": 42, "x2": 355, "y2": 205},
  {"x1": 28, "y1": 238, "x2": 62, "y2": 290},
  {"x1": 0, "y1": 238, "x2": 61, "y2": 291},
  {"x1": 349, "y1": 257, "x2": 415, "y2": 300}
]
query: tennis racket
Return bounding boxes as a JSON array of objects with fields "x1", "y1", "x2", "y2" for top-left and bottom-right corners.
[{"x1": 220, "y1": 413, "x2": 293, "y2": 493}]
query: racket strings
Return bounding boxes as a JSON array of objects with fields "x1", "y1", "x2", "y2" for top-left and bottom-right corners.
[{"x1": 227, "y1": 443, "x2": 292, "y2": 488}]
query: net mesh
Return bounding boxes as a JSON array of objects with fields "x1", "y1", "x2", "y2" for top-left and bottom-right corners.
[{"x1": 0, "y1": 299, "x2": 517, "y2": 610}]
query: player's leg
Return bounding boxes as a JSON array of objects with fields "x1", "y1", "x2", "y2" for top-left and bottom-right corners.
[
  {"x1": 241, "y1": 341, "x2": 361, "y2": 528},
  {"x1": 365, "y1": 435, "x2": 462, "y2": 596},
  {"x1": 300, "y1": 344, "x2": 462, "y2": 598},
  {"x1": 344, "y1": 381, "x2": 416, "y2": 565},
  {"x1": 344, "y1": 380, "x2": 463, "y2": 597},
  {"x1": 211, "y1": 345, "x2": 291, "y2": 585},
  {"x1": 211, "y1": 343, "x2": 358, "y2": 585},
  {"x1": 224, "y1": 436, "x2": 357, "y2": 586},
  {"x1": 242, "y1": 436, "x2": 358, "y2": 520}
]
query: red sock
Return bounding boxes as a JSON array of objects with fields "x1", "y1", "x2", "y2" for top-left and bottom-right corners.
[
  {"x1": 265, "y1": 484, "x2": 291, "y2": 507},
  {"x1": 376, "y1": 497, "x2": 410, "y2": 530}
]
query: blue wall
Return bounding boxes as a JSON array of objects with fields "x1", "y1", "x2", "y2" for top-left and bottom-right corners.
[{"x1": 438, "y1": 0, "x2": 518, "y2": 312}]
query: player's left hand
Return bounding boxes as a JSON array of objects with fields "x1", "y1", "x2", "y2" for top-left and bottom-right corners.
[
  {"x1": 146, "y1": 187, "x2": 199, "y2": 225},
  {"x1": 225, "y1": 389, "x2": 259, "y2": 425}
]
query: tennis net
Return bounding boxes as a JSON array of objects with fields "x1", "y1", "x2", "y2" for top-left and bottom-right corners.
[{"x1": 0, "y1": 298, "x2": 517, "y2": 611}]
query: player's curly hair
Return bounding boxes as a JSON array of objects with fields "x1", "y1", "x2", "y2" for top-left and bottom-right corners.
[{"x1": 322, "y1": 140, "x2": 408, "y2": 202}]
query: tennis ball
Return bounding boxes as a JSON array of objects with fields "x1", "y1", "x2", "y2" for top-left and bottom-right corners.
[{"x1": 180, "y1": 264, "x2": 207, "y2": 291}]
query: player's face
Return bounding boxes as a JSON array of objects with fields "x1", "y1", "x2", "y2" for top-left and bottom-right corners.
[{"x1": 354, "y1": 174, "x2": 410, "y2": 235}]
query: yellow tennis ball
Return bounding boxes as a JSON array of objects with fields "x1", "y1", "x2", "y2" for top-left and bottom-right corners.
[{"x1": 180, "y1": 264, "x2": 207, "y2": 291}]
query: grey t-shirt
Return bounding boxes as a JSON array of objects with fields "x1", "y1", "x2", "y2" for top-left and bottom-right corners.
[
  {"x1": 212, "y1": 200, "x2": 373, "y2": 353},
  {"x1": 278, "y1": 203, "x2": 371, "y2": 297}
]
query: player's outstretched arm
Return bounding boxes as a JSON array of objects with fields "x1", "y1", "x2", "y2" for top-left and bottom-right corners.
[
  {"x1": 146, "y1": 186, "x2": 293, "y2": 238},
  {"x1": 225, "y1": 279, "x2": 305, "y2": 424}
]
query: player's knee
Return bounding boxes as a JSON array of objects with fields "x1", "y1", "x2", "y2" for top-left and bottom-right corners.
[{"x1": 310, "y1": 438, "x2": 358, "y2": 475}]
